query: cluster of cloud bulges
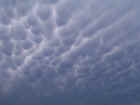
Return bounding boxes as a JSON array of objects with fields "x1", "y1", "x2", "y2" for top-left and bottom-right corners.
[{"x1": 0, "y1": 0, "x2": 140, "y2": 105}]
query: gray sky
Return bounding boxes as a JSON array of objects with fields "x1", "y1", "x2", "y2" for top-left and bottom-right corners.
[{"x1": 0, "y1": 0, "x2": 140, "y2": 105}]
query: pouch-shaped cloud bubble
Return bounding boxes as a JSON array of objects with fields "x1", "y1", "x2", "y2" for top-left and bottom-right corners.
[{"x1": 0, "y1": 0, "x2": 140, "y2": 105}]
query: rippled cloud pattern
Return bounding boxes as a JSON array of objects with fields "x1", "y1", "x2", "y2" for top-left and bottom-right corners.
[{"x1": 0, "y1": 0, "x2": 140, "y2": 105}]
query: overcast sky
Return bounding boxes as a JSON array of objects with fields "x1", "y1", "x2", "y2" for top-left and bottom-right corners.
[{"x1": 0, "y1": 0, "x2": 140, "y2": 105}]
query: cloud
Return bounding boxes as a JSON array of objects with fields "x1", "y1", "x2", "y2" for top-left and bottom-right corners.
[{"x1": 0, "y1": 0, "x2": 140, "y2": 105}]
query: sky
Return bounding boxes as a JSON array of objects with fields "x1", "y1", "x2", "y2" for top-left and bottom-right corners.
[{"x1": 0, "y1": 0, "x2": 140, "y2": 105}]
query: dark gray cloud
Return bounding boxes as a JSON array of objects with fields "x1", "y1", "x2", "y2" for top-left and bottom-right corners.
[{"x1": 0, "y1": 0, "x2": 140, "y2": 105}]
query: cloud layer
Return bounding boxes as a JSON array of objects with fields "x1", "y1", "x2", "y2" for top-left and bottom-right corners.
[{"x1": 0, "y1": 0, "x2": 140, "y2": 105}]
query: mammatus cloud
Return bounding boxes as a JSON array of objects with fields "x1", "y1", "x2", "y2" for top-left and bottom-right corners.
[{"x1": 0, "y1": 0, "x2": 140, "y2": 105}]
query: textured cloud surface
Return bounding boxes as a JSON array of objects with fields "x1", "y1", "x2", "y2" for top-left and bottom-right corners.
[{"x1": 0, "y1": 0, "x2": 140, "y2": 105}]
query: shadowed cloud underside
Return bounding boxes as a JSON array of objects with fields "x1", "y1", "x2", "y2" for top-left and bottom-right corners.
[{"x1": 0, "y1": 0, "x2": 140, "y2": 105}]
